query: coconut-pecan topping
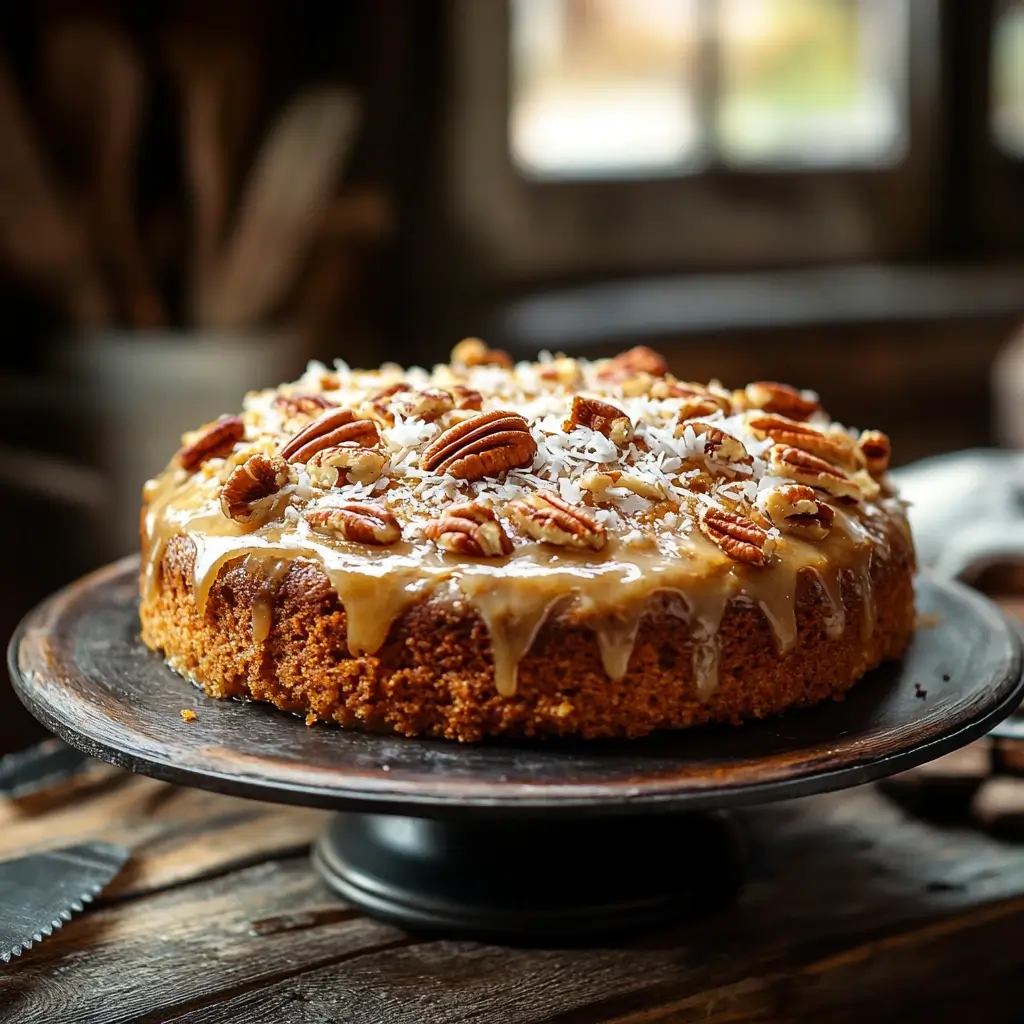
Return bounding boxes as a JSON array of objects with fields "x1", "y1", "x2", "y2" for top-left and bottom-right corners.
[
  {"x1": 452, "y1": 385, "x2": 484, "y2": 410},
  {"x1": 273, "y1": 393, "x2": 335, "y2": 422},
  {"x1": 748, "y1": 414, "x2": 858, "y2": 469},
  {"x1": 219, "y1": 453, "x2": 290, "y2": 524},
  {"x1": 741, "y1": 381, "x2": 820, "y2": 421},
  {"x1": 451, "y1": 337, "x2": 512, "y2": 369},
  {"x1": 700, "y1": 508, "x2": 775, "y2": 566},
  {"x1": 424, "y1": 502, "x2": 513, "y2": 557},
  {"x1": 280, "y1": 407, "x2": 380, "y2": 464},
  {"x1": 176, "y1": 416, "x2": 245, "y2": 471},
  {"x1": 509, "y1": 490, "x2": 607, "y2": 551},
  {"x1": 306, "y1": 443, "x2": 387, "y2": 488},
  {"x1": 762, "y1": 484, "x2": 835, "y2": 541},
  {"x1": 858, "y1": 430, "x2": 891, "y2": 477},
  {"x1": 699, "y1": 423, "x2": 752, "y2": 466},
  {"x1": 304, "y1": 503, "x2": 401, "y2": 545},
  {"x1": 564, "y1": 396, "x2": 634, "y2": 446},
  {"x1": 769, "y1": 444, "x2": 861, "y2": 501},
  {"x1": 652, "y1": 379, "x2": 732, "y2": 420},
  {"x1": 597, "y1": 345, "x2": 668, "y2": 382},
  {"x1": 421, "y1": 410, "x2": 537, "y2": 480},
  {"x1": 397, "y1": 387, "x2": 455, "y2": 423}
]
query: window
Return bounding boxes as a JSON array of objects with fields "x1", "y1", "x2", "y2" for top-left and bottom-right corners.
[
  {"x1": 509, "y1": 0, "x2": 909, "y2": 179},
  {"x1": 448, "y1": 0, "x2": 940, "y2": 283},
  {"x1": 993, "y1": 0, "x2": 1024, "y2": 157}
]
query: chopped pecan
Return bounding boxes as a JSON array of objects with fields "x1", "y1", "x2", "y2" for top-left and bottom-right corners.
[
  {"x1": 280, "y1": 407, "x2": 380, "y2": 464},
  {"x1": 306, "y1": 443, "x2": 387, "y2": 488},
  {"x1": 424, "y1": 502, "x2": 513, "y2": 557},
  {"x1": 769, "y1": 444, "x2": 861, "y2": 501},
  {"x1": 451, "y1": 337, "x2": 512, "y2": 369},
  {"x1": 762, "y1": 484, "x2": 835, "y2": 541},
  {"x1": 700, "y1": 507, "x2": 774, "y2": 566},
  {"x1": 748, "y1": 414, "x2": 858, "y2": 469},
  {"x1": 564, "y1": 396, "x2": 634, "y2": 446},
  {"x1": 741, "y1": 381, "x2": 820, "y2": 421},
  {"x1": 538, "y1": 356, "x2": 583, "y2": 388},
  {"x1": 597, "y1": 345, "x2": 668, "y2": 381},
  {"x1": 398, "y1": 387, "x2": 454, "y2": 423},
  {"x1": 273, "y1": 392, "x2": 335, "y2": 422},
  {"x1": 509, "y1": 490, "x2": 607, "y2": 551},
  {"x1": 358, "y1": 382, "x2": 410, "y2": 426},
  {"x1": 176, "y1": 415, "x2": 245, "y2": 471},
  {"x1": 452, "y1": 385, "x2": 483, "y2": 410},
  {"x1": 652, "y1": 379, "x2": 732, "y2": 420},
  {"x1": 852, "y1": 469, "x2": 881, "y2": 501},
  {"x1": 688, "y1": 422, "x2": 753, "y2": 472},
  {"x1": 421, "y1": 410, "x2": 536, "y2": 480},
  {"x1": 219, "y1": 453, "x2": 290, "y2": 524},
  {"x1": 304, "y1": 503, "x2": 401, "y2": 545},
  {"x1": 858, "y1": 429, "x2": 891, "y2": 477}
]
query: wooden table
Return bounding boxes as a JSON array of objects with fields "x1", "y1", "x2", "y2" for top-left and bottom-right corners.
[{"x1": 2, "y1": 756, "x2": 1024, "y2": 1024}]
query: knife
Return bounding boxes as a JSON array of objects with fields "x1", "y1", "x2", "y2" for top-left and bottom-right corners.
[
  {"x1": 0, "y1": 842, "x2": 130, "y2": 962},
  {"x1": 0, "y1": 739, "x2": 92, "y2": 799}
]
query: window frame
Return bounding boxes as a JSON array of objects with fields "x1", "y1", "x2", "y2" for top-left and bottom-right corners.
[{"x1": 445, "y1": 0, "x2": 944, "y2": 287}]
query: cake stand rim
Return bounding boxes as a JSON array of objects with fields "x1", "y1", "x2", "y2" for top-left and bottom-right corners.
[{"x1": 8, "y1": 555, "x2": 1024, "y2": 819}]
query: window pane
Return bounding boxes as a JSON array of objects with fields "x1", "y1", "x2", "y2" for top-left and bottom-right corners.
[
  {"x1": 993, "y1": 2, "x2": 1024, "y2": 157},
  {"x1": 716, "y1": 0, "x2": 909, "y2": 167},
  {"x1": 509, "y1": 0, "x2": 702, "y2": 179}
]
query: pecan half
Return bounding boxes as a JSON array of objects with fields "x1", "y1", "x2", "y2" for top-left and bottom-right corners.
[
  {"x1": 509, "y1": 490, "x2": 607, "y2": 551},
  {"x1": 858, "y1": 429, "x2": 891, "y2": 477},
  {"x1": 597, "y1": 345, "x2": 668, "y2": 381},
  {"x1": 219, "y1": 453, "x2": 290, "y2": 524},
  {"x1": 398, "y1": 387, "x2": 454, "y2": 423},
  {"x1": 451, "y1": 337, "x2": 512, "y2": 369},
  {"x1": 741, "y1": 381, "x2": 820, "y2": 421},
  {"x1": 563, "y1": 396, "x2": 634, "y2": 446},
  {"x1": 424, "y1": 502, "x2": 513, "y2": 557},
  {"x1": 690, "y1": 423, "x2": 753, "y2": 472},
  {"x1": 748, "y1": 414, "x2": 858, "y2": 469},
  {"x1": 280, "y1": 407, "x2": 380, "y2": 464},
  {"x1": 306, "y1": 443, "x2": 387, "y2": 488},
  {"x1": 762, "y1": 484, "x2": 835, "y2": 541},
  {"x1": 700, "y1": 507, "x2": 774, "y2": 566},
  {"x1": 769, "y1": 444, "x2": 861, "y2": 501},
  {"x1": 273, "y1": 392, "x2": 335, "y2": 422},
  {"x1": 304, "y1": 503, "x2": 401, "y2": 545},
  {"x1": 176, "y1": 416, "x2": 245, "y2": 471},
  {"x1": 421, "y1": 410, "x2": 537, "y2": 480}
]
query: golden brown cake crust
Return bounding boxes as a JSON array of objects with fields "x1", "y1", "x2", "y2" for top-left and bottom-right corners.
[{"x1": 140, "y1": 529, "x2": 915, "y2": 742}]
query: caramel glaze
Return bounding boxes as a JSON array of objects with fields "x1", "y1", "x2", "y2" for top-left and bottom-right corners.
[{"x1": 142, "y1": 468, "x2": 909, "y2": 699}]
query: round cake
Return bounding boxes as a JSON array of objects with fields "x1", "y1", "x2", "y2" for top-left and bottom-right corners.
[{"x1": 140, "y1": 340, "x2": 916, "y2": 742}]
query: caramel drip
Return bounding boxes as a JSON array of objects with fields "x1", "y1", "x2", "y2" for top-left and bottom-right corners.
[
  {"x1": 814, "y1": 566, "x2": 847, "y2": 640},
  {"x1": 245, "y1": 555, "x2": 290, "y2": 644},
  {"x1": 594, "y1": 612, "x2": 643, "y2": 681},
  {"x1": 140, "y1": 465, "x2": 902, "y2": 700}
]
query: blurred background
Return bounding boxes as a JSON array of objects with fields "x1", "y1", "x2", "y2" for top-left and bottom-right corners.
[{"x1": 1, "y1": 0, "x2": 1023, "y2": 749}]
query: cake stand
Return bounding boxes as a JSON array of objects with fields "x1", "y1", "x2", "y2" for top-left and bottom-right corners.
[{"x1": 9, "y1": 556, "x2": 1024, "y2": 941}]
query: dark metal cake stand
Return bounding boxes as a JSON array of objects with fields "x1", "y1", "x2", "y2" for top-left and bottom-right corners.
[{"x1": 9, "y1": 556, "x2": 1024, "y2": 941}]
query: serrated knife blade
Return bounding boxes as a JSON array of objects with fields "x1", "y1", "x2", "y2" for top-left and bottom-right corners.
[{"x1": 0, "y1": 842, "x2": 129, "y2": 962}]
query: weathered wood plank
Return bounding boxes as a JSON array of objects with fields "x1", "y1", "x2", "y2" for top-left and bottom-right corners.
[
  {"x1": 0, "y1": 857, "x2": 405, "y2": 1024},
  {"x1": 6, "y1": 784, "x2": 1024, "y2": 1024},
  {"x1": 0, "y1": 772, "x2": 324, "y2": 897}
]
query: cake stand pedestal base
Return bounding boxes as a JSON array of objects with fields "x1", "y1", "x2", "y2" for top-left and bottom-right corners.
[{"x1": 312, "y1": 811, "x2": 745, "y2": 940}]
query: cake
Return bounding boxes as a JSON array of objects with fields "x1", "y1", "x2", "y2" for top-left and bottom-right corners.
[{"x1": 139, "y1": 340, "x2": 916, "y2": 742}]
